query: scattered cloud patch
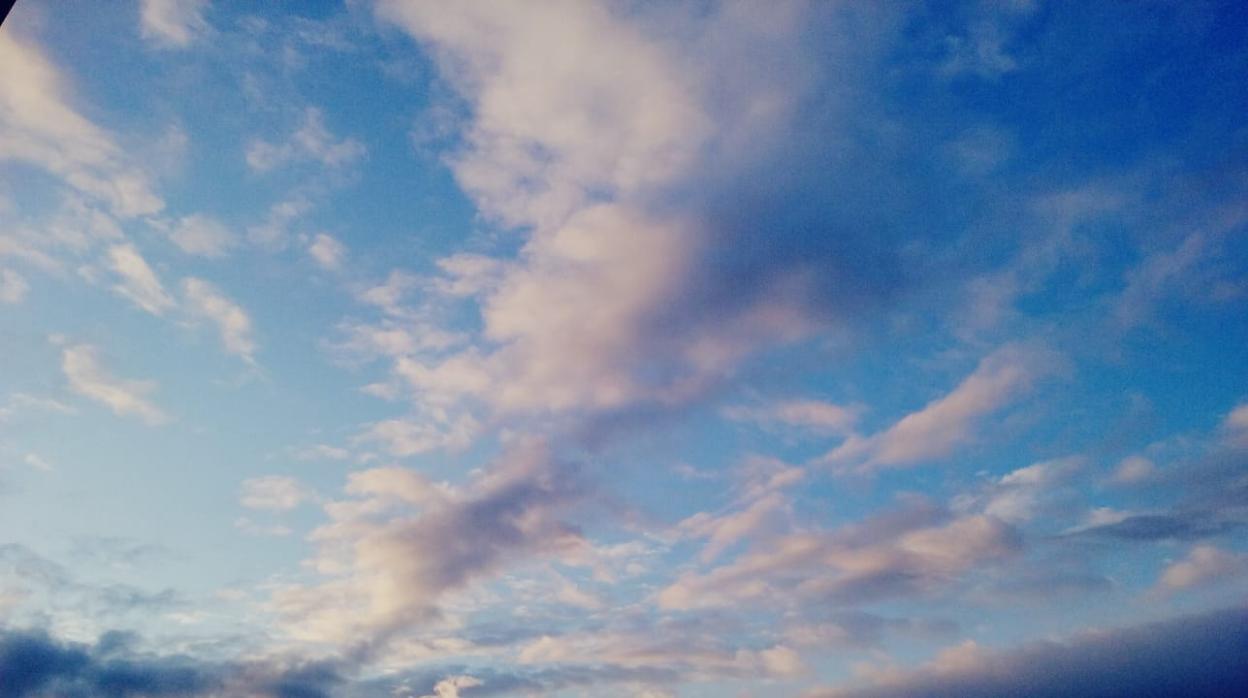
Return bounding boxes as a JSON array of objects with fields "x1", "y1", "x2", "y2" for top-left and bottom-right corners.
[
  {"x1": 61, "y1": 344, "x2": 168, "y2": 425},
  {"x1": 181, "y1": 278, "x2": 256, "y2": 362},
  {"x1": 246, "y1": 108, "x2": 364, "y2": 172},
  {"x1": 307, "y1": 233, "x2": 345, "y2": 270},
  {"x1": 107, "y1": 244, "x2": 175, "y2": 316},
  {"x1": 140, "y1": 0, "x2": 210, "y2": 48},
  {"x1": 0, "y1": 268, "x2": 28, "y2": 303},
  {"x1": 239, "y1": 476, "x2": 314, "y2": 512},
  {"x1": 167, "y1": 215, "x2": 235, "y2": 258}
]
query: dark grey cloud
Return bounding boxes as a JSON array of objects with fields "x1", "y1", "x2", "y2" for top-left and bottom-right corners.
[
  {"x1": 813, "y1": 606, "x2": 1248, "y2": 698},
  {"x1": 0, "y1": 628, "x2": 350, "y2": 698},
  {"x1": 0, "y1": 630, "x2": 218, "y2": 698}
]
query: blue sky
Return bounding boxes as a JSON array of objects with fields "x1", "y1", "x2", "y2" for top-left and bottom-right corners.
[{"x1": 1, "y1": 1, "x2": 1247, "y2": 696}]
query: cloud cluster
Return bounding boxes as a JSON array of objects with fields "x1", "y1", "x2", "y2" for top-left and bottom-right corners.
[{"x1": 366, "y1": 0, "x2": 925, "y2": 429}]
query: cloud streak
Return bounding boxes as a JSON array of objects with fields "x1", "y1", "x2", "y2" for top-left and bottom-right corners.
[{"x1": 61, "y1": 345, "x2": 168, "y2": 425}]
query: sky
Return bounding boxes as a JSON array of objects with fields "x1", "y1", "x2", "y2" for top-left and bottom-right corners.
[{"x1": 1, "y1": 1, "x2": 1247, "y2": 696}]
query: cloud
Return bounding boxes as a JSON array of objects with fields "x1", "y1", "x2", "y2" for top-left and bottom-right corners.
[
  {"x1": 419, "y1": 675, "x2": 483, "y2": 698},
  {"x1": 357, "y1": 414, "x2": 479, "y2": 457},
  {"x1": 369, "y1": 0, "x2": 927, "y2": 425},
  {"x1": 0, "y1": 269, "x2": 28, "y2": 304},
  {"x1": 107, "y1": 244, "x2": 175, "y2": 316},
  {"x1": 376, "y1": 0, "x2": 709, "y2": 230},
  {"x1": 952, "y1": 456, "x2": 1084, "y2": 524},
  {"x1": 0, "y1": 626, "x2": 351, "y2": 698},
  {"x1": 245, "y1": 108, "x2": 365, "y2": 172},
  {"x1": 167, "y1": 215, "x2": 235, "y2": 258},
  {"x1": 1155, "y1": 545, "x2": 1247, "y2": 594},
  {"x1": 676, "y1": 457, "x2": 805, "y2": 563},
  {"x1": 723, "y1": 399, "x2": 860, "y2": 435},
  {"x1": 181, "y1": 278, "x2": 256, "y2": 362},
  {"x1": 1067, "y1": 511, "x2": 1241, "y2": 542},
  {"x1": 1109, "y1": 455, "x2": 1157, "y2": 485},
  {"x1": 23, "y1": 454, "x2": 53, "y2": 472},
  {"x1": 239, "y1": 476, "x2": 314, "y2": 512},
  {"x1": 0, "y1": 628, "x2": 216, "y2": 698},
  {"x1": 271, "y1": 441, "x2": 586, "y2": 647},
  {"x1": 61, "y1": 344, "x2": 168, "y2": 425},
  {"x1": 821, "y1": 345, "x2": 1059, "y2": 473},
  {"x1": 810, "y1": 607, "x2": 1248, "y2": 698},
  {"x1": 517, "y1": 631, "x2": 805, "y2": 681},
  {"x1": 139, "y1": 0, "x2": 210, "y2": 48},
  {"x1": 659, "y1": 499, "x2": 1021, "y2": 611},
  {"x1": 1223, "y1": 401, "x2": 1248, "y2": 448},
  {"x1": 0, "y1": 30, "x2": 162, "y2": 217},
  {"x1": 0, "y1": 393, "x2": 77, "y2": 423},
  {"x1": 308, "y1": 233, "x2": 346, "y2": 270}
]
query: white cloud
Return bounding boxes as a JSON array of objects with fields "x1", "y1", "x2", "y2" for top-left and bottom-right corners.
[
  {"x1": 0, "y1": 31, "x2": 162, "y2": 217},
  {"x1": 1110, "y1": 455, "x2": 1157, "y2": 485},
  {"x1": 0, "y1": 268, "x2": 28, "y2": 303},
  {"x1": 358, "y1": 414, "x2": 479, "y2": 457},
  {"x1": 23, "y1": 453, "x2": 53, "y2": 472},
  {"x1": 431, "y1": 253, "x2": 504, "y2": 297},
  {"x1": 107, "y1": 244, "x2": 175, "y2": 315},
  {"x1": 1223, "y1": 402, "x2": 1248, "y2": 448},
  {"x1": 168, "y1": 215, "x2": 235, "y2": 257},
  {"x1": 140, "y1": 0, "x2": 210, "y2": 48},
  {"x1": 307, "y1": 233, "x2": 345, "y2": 270},
  {"x1": 181, "y1": 278, "x2": 256, "y2": 361},
  {"x1": 377, "y1": 0, "x2": 708, "y2": 230},
  {"x1": 239, "y1": 476, "x2": 314, "y2": 512},
  {"x1": 822, "y1": 345, "x2": 1058, "y2": 473},
  {"x1": 1156, "y1": 545, "x2": 1246, "y2": 593},
  {"x1": 955, "y1": 456, "x2": 1084, "y2": 524},
  {"x1": 370, "y1": 1, "x2": 827, "y2": 422},
  {"x1": 418, "y1": 676, "x2": 482, "y2": 698},
  {"x1": 234, "y1": 516, "x2": 293, "y2": 538},
  {"x1": 245, "y1": 108, "x2": 364, "y2": 172},
  {"x1": 676, "y1": 457, "x2": 805, "y2": 563},
  {"x1": 61, "y1": 344, "x2": 168, "y2": 425}
]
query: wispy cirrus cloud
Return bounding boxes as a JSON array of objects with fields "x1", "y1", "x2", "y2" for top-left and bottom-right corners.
[
  {"x1": 61, "y1": 344, "x2": 168, "y2": 425},
  {"x1": 821, "y1": 345, "x2": 1060, "y2": 473}
]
